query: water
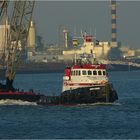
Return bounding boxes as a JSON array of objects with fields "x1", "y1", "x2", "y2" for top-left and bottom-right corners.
[{"x1": 0, "y1": 71, "x2": 140, "y2": 139}]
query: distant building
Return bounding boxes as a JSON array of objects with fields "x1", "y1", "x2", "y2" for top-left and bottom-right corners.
[
  {"x1": 63, "y1": 32, "x2": 111, "y2": 59},
  {"x1": 36, "y1": 35, "x2": 44, "y2": 51},
  {"x1": 95, "y1": 42, "x2": 111, "y2": 58},
  {"x1": 135, "y1": 49, "x2": 140, "y2": 57}
]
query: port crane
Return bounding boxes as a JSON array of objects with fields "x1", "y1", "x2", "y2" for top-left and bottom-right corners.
[
  {"x1": 0, "y1": 0, "x2": 8, "y2": 66},
  {"x1": 0, "y1": 0, "x2": 35, "y2": 91},
  {"x1": 0, "y1": 0, "x2": 8, "y2": 22}
]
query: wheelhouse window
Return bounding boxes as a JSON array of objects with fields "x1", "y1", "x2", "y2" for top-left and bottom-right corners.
[
  {"x1": 71, "y1": 71, "x2": 73, "y2": 76},
  {"x1": 103, "y1": 70, "x2": 106, "y2": 75},
  {"x1": 78, "y1": 70, "x2": 81, "y2": 76},
  {"x1": 88, "y1": 70, "x2": 92, "y2": 75},
  {"x1": 74, "y1": 70, "x2": 81, "y2": 76},
  {"x1": 93, "y1": 70, "x2": 97, "y2": 75},
  {"x1": 98, "y1": 70, "x2": 102, "y2": 75},
  {"x1": 82, "y1": 70, "x2": 86, "y2": 75}
]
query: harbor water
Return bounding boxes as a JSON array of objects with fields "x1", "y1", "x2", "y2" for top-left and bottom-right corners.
[{"x1": 0, "y1": 71, "x2": 140, "y2": 139}]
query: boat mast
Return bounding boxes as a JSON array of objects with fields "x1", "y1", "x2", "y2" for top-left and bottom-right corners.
[{"x1": 5, "y1": 1, "x2": 35, "y2": 90}]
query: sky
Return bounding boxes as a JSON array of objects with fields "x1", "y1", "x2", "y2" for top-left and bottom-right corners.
[{"x1": 33, "y1": 1, "x2": 140, "y2": 49}]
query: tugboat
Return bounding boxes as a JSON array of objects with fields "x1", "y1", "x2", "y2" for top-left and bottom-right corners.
[
  {"x1": 37, "y1": 32, "x2": 118, "y2": 105},
  {"x1": 61, "y1": 55, "x2": 118, "y2": 104},
  {"x1": 37, "y1": 55, "x2": 118, "y2": 105}
]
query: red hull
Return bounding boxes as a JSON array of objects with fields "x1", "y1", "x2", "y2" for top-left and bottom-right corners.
[{"x1": 0, "y1": 91, "x2": 42, "y2": 102}]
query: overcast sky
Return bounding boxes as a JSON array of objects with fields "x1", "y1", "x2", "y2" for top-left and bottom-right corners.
[{"x1": 33, "y1": 1, "x2": 140, "y2": 49}]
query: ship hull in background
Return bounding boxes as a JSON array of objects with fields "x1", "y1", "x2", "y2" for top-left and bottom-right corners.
[{"x1": 16, "y1": 62, "x2": 140, "y2": 74}]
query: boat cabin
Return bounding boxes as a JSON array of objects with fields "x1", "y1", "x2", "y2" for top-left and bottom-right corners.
[{"x1": 63, "y1": 63, "x2": 108, "y2": 84}]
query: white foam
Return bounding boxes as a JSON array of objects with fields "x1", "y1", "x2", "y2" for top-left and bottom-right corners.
[
  {"x1": 0, "y1": 99, "x2": 37, "y2": 106},
  {"x1": 77, "y1": 102, "x2": 121, "y2": 107}
]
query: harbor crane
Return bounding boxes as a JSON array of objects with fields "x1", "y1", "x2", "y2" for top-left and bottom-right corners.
[
  {"x1": 0, "y1": 0, "x2": 9, "y2": 22},
  {"x1": 0, "y1": 0, "x2": 35, "y2": 91}
]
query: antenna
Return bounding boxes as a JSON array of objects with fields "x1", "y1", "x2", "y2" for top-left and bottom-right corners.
[
  {"x1": 74, "y1": 27, "x2": 77, "y2": 37},
  {"x1": 74, "y1": 53, "x2": 77, "y2": 65},
  {"x1": 89, "y1": 27, "x2": 92, "y2": 35},
  {"x1": 94, "y1": 28, "x2": 96, "y2": 40}
]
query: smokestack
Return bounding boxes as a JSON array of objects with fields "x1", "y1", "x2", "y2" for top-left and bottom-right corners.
[{"x1": 111, "y1": 0, "x2": 117, "y2": 47}]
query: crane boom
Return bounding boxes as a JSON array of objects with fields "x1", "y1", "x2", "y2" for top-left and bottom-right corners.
[
  {"x1": 5, "y1": 1, "x2": 35, "y2": 90},
  {"x1": 0, "y1": 0, "x2": 9, "y2": 22}
]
